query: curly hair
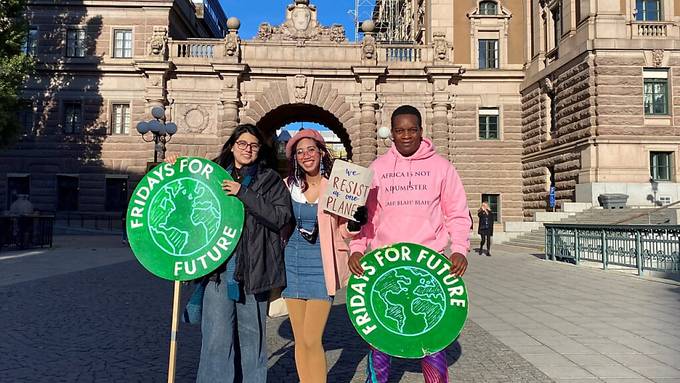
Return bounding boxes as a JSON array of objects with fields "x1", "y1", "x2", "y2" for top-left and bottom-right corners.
[{"x1": 286, "y1": 138, "x2": 334, "y2": 192}]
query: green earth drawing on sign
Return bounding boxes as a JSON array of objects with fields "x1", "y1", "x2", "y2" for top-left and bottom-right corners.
[
  {"x1": 148, "y1": 178, "x2": 221, "y2": 257},
  {"x1": 371, "y1": 266, "x2": 446, "y2": 336}
]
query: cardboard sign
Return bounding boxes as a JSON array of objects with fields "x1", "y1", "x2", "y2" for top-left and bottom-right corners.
[
  {"x1": 322, "y1": 160, "x2": 373, "y2": 220},
  {"x1": 126, "y1": 157, "x2": 244, "y2": 281},
  {"x1": 346, "y1": 242, "x2": 468, "y2": 358}
]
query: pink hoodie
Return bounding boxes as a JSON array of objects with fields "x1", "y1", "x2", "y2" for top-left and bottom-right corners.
[{"x1": 349, "y1": 138, "x2": 471, "y2": 256}]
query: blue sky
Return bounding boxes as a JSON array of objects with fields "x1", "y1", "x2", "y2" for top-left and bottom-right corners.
[
  {"x1": 218, "y1": 1, "x2": 359, "y2": 132},
  {"x1": 218, "y1": 0, "x2": 362, "y2": 41}
]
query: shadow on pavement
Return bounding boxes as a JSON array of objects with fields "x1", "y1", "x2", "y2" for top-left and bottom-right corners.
[{"x1": 267, "y1": 301, "x2": 462, "y2": 383}]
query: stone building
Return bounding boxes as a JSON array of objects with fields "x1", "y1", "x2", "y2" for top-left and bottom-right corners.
[
  {"x1": 2, "y1": 0, "x2": 679, "y2": 228},
  {"x1": 521, "y1": 0, "x2": 680, "y2": 218}
]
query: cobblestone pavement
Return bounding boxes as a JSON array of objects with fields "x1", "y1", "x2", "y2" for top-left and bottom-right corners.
[
  {"x1": 1, "y1": 236, "x2": 679, "y2": 382},
  {"x1": 0, "y1": 237, "x2": 551, "y2": 382}
]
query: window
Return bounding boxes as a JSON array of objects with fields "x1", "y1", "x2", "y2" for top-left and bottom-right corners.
[
  {"x1": 16, "y1": 101, "x2": 34, "y2": 135},
  {"x1": 482, "y1": 194, "x2": 500, "y2": 222},
  {"x1": 113, "y1": 29, "x2": 133, "y2": 58},
  {"x1": 551, "y1": 3, "x2": 562, "y2": 47},
  {"x1": 636, "y1": 0, "x2": 661, "y2": 21},
  {"x1": 105, "y1": 177, "x2": 128, "y2": 211},
  {"x1": 650, "y1": 152, "x2": 672, "y2": 181},
  {"x1": 63, "y1": 101, "x2": 82, "y2": 134},
  {"x1": 479, "y1": 1, "x2": 498, "y2": 15},
  {"x1": 479, "y1": 108, "x2": 499, "y2": 139},
  {"x1": 66, "y1": 29, "x2": 86, "y2": 57},
  {"x1": 112, "y1": 104, "x2": 130, "y2": 134},
  {"x1": 478, "y1": 39, "x2": 498, "y2": 69},
  {"x1": 643, "y1": 69, "x2": 668, "y2": 115},
  {"x1": 57, "y1": 175, "x2": 79, "y2": 211},
  {"x1": 21, "y1": 27, "x2": 38, "y2": 55},
  {"x1": 7, "y1": 176, "x2": 30, "y2": 211}
]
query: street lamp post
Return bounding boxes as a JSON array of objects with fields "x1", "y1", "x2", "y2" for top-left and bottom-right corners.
[{"x1": 136, "y1": 106, "x2": 178, "y2": 163}]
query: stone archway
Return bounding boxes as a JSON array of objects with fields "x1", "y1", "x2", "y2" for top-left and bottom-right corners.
[
  {"x1": 257, "y1": 104, "x2": 352, "y2": 158},
  {"x1": 240, "y1": 79, "x2": 357, "y2": 159}
]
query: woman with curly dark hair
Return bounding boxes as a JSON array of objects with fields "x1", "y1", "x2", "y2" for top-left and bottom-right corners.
[{"x1": 282, "y1": 129, "x2": 365, "y2": 383}]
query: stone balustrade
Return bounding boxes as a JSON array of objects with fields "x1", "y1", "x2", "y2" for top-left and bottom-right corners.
[
  {"x1": 169, "y1": 39, "x2": 218, "y2": 59},
  {"x1": 166, "y1": 38, "x2": 442, "y2": 66},
  {"x1": 633, "y1": 22, "x2": 670, "y2": 38}
]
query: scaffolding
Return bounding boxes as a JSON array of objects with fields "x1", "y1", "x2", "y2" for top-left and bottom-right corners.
[
  {"x1": 353, "y1": 0, "x2": 377, "y2": 41},
  {"x1": 355, "y1": 0, "x2": 425, "y2": 43}
]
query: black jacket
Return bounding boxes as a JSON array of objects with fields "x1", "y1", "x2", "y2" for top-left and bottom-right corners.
[
  {"x1": 232, "y1": 167, "x2": 292, "y2": 295},
  {"x1": 477, "y1": 210, "x2": 494, "y2": 236}
]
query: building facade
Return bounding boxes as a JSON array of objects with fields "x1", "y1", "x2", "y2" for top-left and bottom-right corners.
[
  {"x1": 521, "y1": 0, "x2": 680, "y2": 218},
  {"x1": 2, "y1": 0, "x2": 679, "y2": 227}
]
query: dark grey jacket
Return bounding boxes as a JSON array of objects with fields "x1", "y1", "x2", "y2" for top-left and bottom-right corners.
[{"x1": 233, "y1": 167, "x2": 292, "y2": 294}]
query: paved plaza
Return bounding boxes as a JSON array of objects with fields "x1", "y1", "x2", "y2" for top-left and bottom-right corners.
[{"x1": 0, "y1": 235, "x2": 679, "y2": 382}]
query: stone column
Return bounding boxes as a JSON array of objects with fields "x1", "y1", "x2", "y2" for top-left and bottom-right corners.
[
  {"x1": 353, "y1": 66, "x2": 387, "y2": 166},
  {"x1": 358, "y1": 101, "x2": 378, "y2": 166},
  {"x1": 426, "y1": 66, "x2": 464, "y2": 159},
  {"x1": 214, "y1": 17, "x2": 245, "y2": 141},
  {"x1": 431, "y1": 101, "x2": 449, "y2": 156},
  {"x1": 213, "y1": 64, "x2": 247, "y2": 141},
  {"x1": 135, "y1": 61, "x2": 172, "y2": 117}
]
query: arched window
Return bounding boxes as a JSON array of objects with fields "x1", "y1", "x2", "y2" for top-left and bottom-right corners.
[{"x1": 479, "y1": 1, "x2": 498, "y2": 15}]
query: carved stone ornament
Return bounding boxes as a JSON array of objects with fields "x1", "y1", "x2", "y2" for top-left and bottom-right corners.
[
  {"x1": 541, "y1": 77, "x2": 554, "y2": 93},
  {"x1": 181, "y1": 105, "x2": 212, "y2": 133},
  {"x1": 433, "y1": 32, "x2": 449, "y2": 61},
  {"x1": 362, "y1": 33, "x2": 376, "y2": 60},
  {"x1": 254, "y1": 0, "x2": 346, "y2": 44},
  {"x1": 287, "y1": 75, "x2": 315, "y2": 104},
  {"x1": 294, "y1": 75, "x2": 307, "y2": 102},
  {"x1": 147, "y1": 26, "x2": 168, "y2": 57},
  {"x1": 652, "y1": 49, "x2": 664, "y2": 67},
  {"x1": 224, "y1": 32, "x2": 240, "y2": 57}
]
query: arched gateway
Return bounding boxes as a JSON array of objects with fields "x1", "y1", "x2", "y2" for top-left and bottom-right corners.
[
  {"x1": 4, "y1": 0, "x2": 530, "y2": 224},
  {"x1": 158, "y1": 0, "x2": 464, "y2": 167}
]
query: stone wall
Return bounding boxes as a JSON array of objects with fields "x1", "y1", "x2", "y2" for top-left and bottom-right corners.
[
  {"x1": 520, "y1": 53, "x2": 595, "y2": 219},
  {"x1": 452, "y1": 102, "x2": 524, "y2": 224}
]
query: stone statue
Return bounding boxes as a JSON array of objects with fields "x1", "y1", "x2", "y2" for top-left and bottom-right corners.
[
  {"x1": 147, "y1": 26, "x2": 168, "y2": 58},
  {"x1": 291, "y1": 5, "x2": 311, "y2": 31},
  {"x1": 433, "y1": 32, "x2": 449, "y2": 61},
  {"x1": 362, "y1": 33, "x2": 376, "y2": 60},
  {"x1": 254, "y1": 0, "x2": 345, "y2": 44}
]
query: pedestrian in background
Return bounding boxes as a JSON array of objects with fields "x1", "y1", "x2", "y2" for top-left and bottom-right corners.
[
  {"x1": 282, "y1": 129, "x2": 365, "y2": 383},
  {"x1": 477, "y1": 202, "x2": 494, "y2": 256}
]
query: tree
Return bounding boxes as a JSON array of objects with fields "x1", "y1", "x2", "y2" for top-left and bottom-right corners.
[{"x1": 0, "y1": 0, "x2": 34, "y2": 146}]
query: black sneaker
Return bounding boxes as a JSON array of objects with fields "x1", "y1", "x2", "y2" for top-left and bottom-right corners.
[{"x1": 486, "y1": 251, "x2": 491, "y2": 257}]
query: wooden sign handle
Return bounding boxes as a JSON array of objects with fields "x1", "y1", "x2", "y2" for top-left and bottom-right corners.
[{"x1": 167, "y1": 281, "x2": 181, "y2": 383}]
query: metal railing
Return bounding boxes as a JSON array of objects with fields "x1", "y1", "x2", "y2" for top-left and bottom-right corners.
[
  {"x1": 0, "y1": 215, "x2": 54, "y2": 250},
  {"x1": 613, "y1": 200, "x2": 680, "y2": 225},
  {"x1": 58, "y1": 212, "x2": 123, "y2": 232},
  {"x1": 545, "y1": 224, "x2": 680, "y2": 275}
]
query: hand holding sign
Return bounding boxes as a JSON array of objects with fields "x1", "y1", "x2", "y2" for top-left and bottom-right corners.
[
  {"x1": 323, "y1": 160, "x2": 373, "y2": 220},
  {"x1": 346, "y1": 242, "x2": 468, "y2": 359},
  {"x1": 347, "y1": 205, "x2": 368, "y2": 232},
  {"x1": 126, "y1": 157, "x2": 244, "y2": 281}
]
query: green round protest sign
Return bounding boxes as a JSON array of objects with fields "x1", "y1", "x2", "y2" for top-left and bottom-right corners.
[
  {"x1": 126, "y1": 157, "x2": 244, "y2": 281},
  {"x1": 346, "y1": 242, "x2": 468, "y2": 358}
]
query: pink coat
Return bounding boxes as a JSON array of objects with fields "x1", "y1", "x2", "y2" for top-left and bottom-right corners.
[{"x1": 285, "y1": 177, "x2": 356, "y2": 296}]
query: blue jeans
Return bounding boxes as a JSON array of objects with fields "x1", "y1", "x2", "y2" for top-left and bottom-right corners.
[{"x1": 196, "y1": 280, "x2": 269, "y2": 383}]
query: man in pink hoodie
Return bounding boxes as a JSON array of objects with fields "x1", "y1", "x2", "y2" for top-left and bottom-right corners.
[{"x1": 348, "y1": 105, "x2": 471, "y2": 383}]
